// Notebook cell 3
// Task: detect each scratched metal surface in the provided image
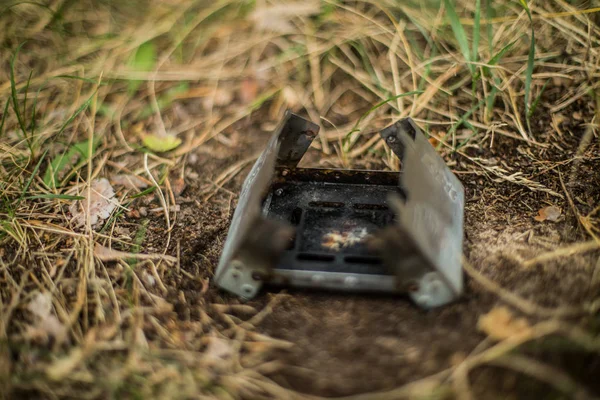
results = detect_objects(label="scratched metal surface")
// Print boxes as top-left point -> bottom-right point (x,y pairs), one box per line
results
381,119 -> 465,295
214,112 -> 320,287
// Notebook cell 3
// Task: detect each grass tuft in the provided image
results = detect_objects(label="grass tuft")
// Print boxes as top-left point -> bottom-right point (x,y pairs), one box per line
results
445,0 -> 475,75
519,0 -> 536,135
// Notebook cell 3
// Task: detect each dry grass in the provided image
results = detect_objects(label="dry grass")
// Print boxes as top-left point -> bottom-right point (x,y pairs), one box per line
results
0,0 -> 599,399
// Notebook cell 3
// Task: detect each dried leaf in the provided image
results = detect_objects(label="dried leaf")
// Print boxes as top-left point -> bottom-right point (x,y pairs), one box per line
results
171,177 -> 186,196
28,291 -> 52,319
534,205 -> 561,222
69,178 -> 119,228
141,133 -> 182,153
111,174 -> 149,190
477,306 -> 531,341
26,292 -> 66,342
249,1 -> 321,33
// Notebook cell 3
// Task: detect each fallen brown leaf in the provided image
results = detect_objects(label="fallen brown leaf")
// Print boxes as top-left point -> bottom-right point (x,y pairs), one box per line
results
534,205 -> 561,222
171,177 -> 186,196
69,178 -> 119,228
428,137 -> 440,147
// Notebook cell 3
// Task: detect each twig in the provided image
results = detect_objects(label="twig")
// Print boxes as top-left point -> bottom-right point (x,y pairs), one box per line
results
489,354 -> 593,400
94,243 -> 176,263
522,240 -> 600,268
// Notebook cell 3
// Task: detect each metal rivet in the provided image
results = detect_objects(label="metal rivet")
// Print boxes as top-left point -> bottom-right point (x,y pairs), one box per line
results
275,188 -> 284,196
251,272 -> 263,281
242,284 -> 254,295
407,282 -> 420,292
386,136 -> 397,144
282,169 -> 289,176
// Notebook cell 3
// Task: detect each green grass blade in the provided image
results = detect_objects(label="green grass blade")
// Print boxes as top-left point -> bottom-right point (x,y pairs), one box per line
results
528,79 -> 550,119
30,74 -> 100,141
0,99 -> 10,138
350,41 -> 381,90
9,42 -> 27,137
472,0 -> 481,64
43,138 -> 99,188
519,0 -> 535,132
485,80 -> 499,120
138,82 -> 189,119
488,38 -> 518,66
451,98 -> 486,149
55,75 -> 107,84
486,0 -> 494,54
346,90 -> 424,137
55,90 -> 96,138
525,38 -> 535,119
41,90 -> 97,188
128,41 -> 157,94
22,70 -> 33,130
444,0 -> 474,75
478,38 -> 518,79
129,186 -> 157,199
17,149 -> 48,205
26,194 -> 84,200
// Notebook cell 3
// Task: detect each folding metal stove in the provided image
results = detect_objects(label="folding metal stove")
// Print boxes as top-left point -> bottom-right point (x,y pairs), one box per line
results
215,111 -> 464,309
